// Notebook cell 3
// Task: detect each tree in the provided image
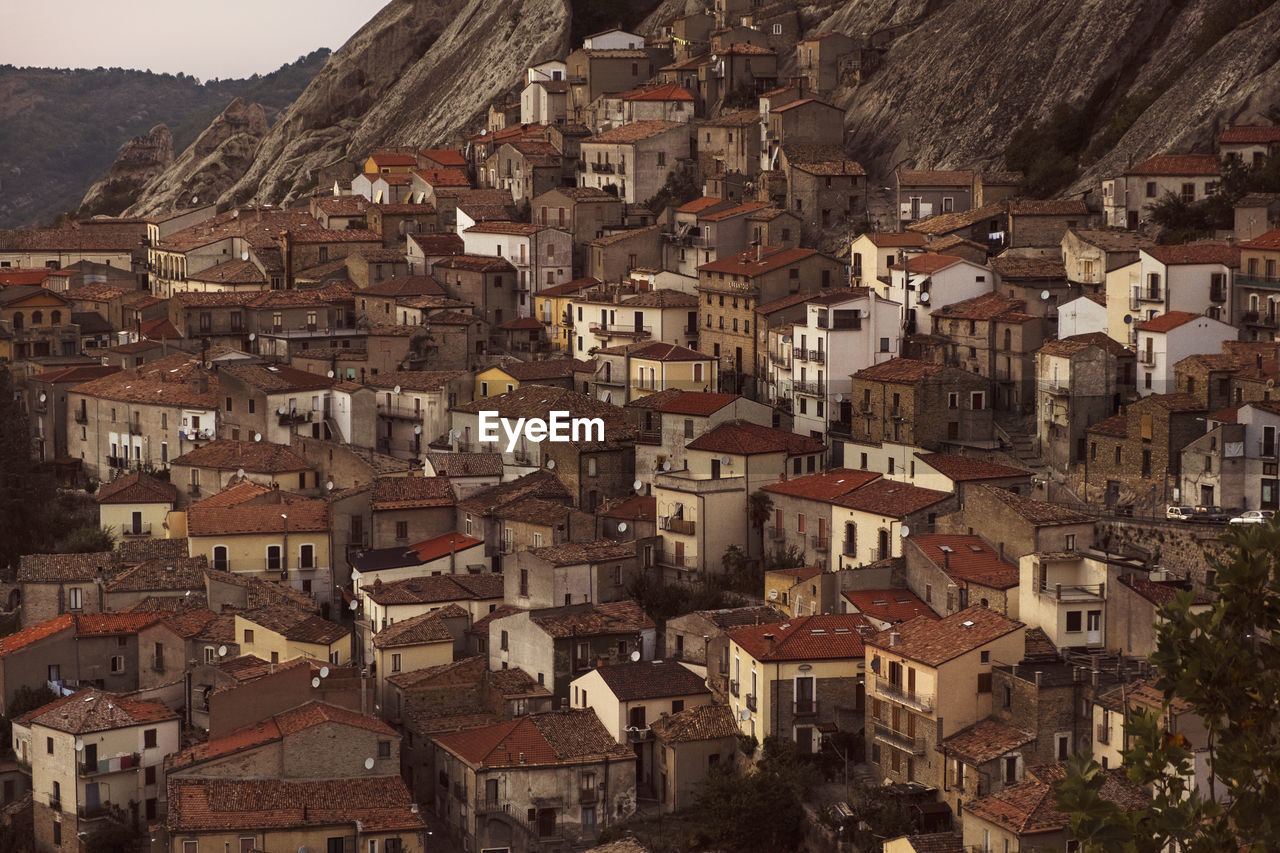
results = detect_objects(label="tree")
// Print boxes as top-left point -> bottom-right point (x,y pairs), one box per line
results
747,490 -> 773,536
1056,520 -> 1280,851
0,361 -> 56,570
695,737 -> 818,852
59,525 -> 116,554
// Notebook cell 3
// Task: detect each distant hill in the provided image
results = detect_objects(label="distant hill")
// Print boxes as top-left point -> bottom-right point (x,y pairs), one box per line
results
0,49 -> 331,228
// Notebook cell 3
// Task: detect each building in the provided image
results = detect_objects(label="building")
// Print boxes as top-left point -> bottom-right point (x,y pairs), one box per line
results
93,471 -> 177,540
649,703 -> 740,812
1236,227 -> 1280,340
1134,311 -> 1237,396
726,614 -> 867,751
1035,333 -> 1134,472
578,120 -> 689,204
591,341 -> 718,404
850,232 -> 926,287
895,169 -> 975,225
904,533 -> 1020,619
433,709 -> 636,852
849,358 -> 994,451
1018,551 -> 1109,648
884,253 -> 993,336
1060,228 -> 1153,294
1102,153 -> 1220,229
928,292 -> 1044,412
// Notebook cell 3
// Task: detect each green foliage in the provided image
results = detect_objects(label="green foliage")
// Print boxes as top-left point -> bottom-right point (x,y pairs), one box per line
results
695,737 -> 818,853
0,685 -> 57,759
0,361 -> 57,570
747,490 -> 773,533
1148,155 -> 1280,242
645,167 -> 701,219
59,525 -> 117,554
1056,519 -> 1280,850
84,823 -> 143,853
764,543 -> 808,572
1004,104 -> 1089,198
624,571 -> 735,623
842,779 -> 916,849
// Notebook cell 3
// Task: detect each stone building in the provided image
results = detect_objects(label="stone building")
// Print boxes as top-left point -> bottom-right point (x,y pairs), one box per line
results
849,358 -> 994,451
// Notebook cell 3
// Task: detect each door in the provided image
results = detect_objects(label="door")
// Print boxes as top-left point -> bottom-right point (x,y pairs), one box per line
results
634,311 -> 644,333
84,782 -> 100,812
84,743 -> 97,772
131,511 -> 142,535
878,529 -> 890,561
213,546 -> 228,572
1087,610 -> 1102,645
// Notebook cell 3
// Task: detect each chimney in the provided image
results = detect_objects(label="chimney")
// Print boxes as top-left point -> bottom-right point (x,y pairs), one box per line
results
1034,670 -> 1042,686
763,632 -> 775,651
888,631 -> 900,647
756,243 -> 764,262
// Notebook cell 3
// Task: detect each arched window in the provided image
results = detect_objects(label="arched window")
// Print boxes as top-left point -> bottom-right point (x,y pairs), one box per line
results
31,311 -> 43,325
212,546 -> 229,572
50,310 -> 61,324
12,312 -> 22,330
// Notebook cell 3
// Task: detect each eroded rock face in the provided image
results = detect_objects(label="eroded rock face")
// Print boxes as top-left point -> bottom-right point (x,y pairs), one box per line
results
129,0 -> 571,216
78,124 -> 173,216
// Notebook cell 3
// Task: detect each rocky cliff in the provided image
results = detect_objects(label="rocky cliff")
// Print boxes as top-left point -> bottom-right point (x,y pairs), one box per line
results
126,0 -> 572,217
78,125 -> 174,217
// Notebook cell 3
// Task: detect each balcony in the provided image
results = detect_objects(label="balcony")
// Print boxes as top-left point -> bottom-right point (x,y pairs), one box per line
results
1097,723 -> 1110,745
1138,349 -> 1155,365
475,799 -> 512,816
626,726 -> 653,743
187,484 -> 201,497
793,699 -> 818,716
278,410 -> 313,426
659,516 -> 696,535
729,679 -> 740,697
810,534 -> 829,553
809,349 -> 825,364
74,410 -> 88,424
589,321 -> 652,337
872,721 -> 927,755
794,380 -> 826,396
1037,582 -> 1105,602
106,456 -> 129,470
590,162 -> 616,174
127,422 -> 143,436
1209,287 -> 1228,303
874,677 -> 934,713
79,753 -> 139,777
121,523 -> 152,537
378,401 -> 425,420
656,548 -> 697,569
636,427 -> 662,444
796,349 -> 808,362
1238,272 -> 1280,289
769,351 -> 789,367
1244,311 -> 1278,329
745,694 -> 758,712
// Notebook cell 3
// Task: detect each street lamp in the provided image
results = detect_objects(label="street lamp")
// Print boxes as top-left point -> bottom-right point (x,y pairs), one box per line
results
280,513 -> 289,580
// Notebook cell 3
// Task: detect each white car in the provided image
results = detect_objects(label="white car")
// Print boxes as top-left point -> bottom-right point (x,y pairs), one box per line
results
1166,506 -> 1195,521
1229,510 -> 1274,525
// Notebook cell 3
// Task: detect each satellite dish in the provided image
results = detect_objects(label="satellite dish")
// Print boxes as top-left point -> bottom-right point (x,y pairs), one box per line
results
277,407 -> 286,416
769,589 -> 778,600
351,569 -> 361,581
629,650 -> 641,662
546,459 -> 556,470
327,370 -> 335,378
662,460 -> 672,471
834,394 -> 843,403
191,195 -> 199,204
739,709 -> 751,721
232,209 -> 240,218
899,524 -> 911,538
349,600 -> 359,611
919,292 -> 930,304
450,429 -> 460,438
311,677 -> 321,688
1123,315 -> 1133,325
859,308 -> 868,318
299,846 -> 310,853
218,645 -> 228,657
326,480 -> 335,491
393,385 -> 402,395
414,425 -> 422,435
720,455 -> 730,465
364,757 -> 375,770
253,433 -> 262,442
237,468 -> 245,479
75,739 -> 84,752
1040,290 -> 1051,301
617,522 -> 627,533
320,666 -> 330,678
248,333 -> 256,341
39,392 -> 47,403
241,251 -> 250,262
632,479 -> 643,491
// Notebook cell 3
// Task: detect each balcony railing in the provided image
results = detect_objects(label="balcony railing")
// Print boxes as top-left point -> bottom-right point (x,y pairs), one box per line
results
79,753 -> 139,777
475,799 -> 511,816
1138,350 -> 1155,365
872,721 -> 926,755
74,410 -> 88,424
121,523 -> 152,537
729,679 -> 739,697
626,726 -> 653,743
809,349 -> 824,363
1209,287 -> 1227,303
1038,582 -> 1105,602
589,322 -> 652,336
657,548 -> 697,569
793,699 -> 818,716
591,162 -> 616,174
127,422 -> 143,435
278,410 -> 313,426
745,694 -> 758,712
1238,272 -> 1280,289
810,534 -> 829,552
874,677 -> 934,713
659,516 -> 696,535
378,402 -> 424,420
769,351 -> 788,367
794,380 -> 826,396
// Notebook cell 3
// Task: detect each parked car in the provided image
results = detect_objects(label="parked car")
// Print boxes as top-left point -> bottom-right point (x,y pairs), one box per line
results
1192,506 -> 1229,523
1229,509 -> 1274,525
1167,506 -> 1195,521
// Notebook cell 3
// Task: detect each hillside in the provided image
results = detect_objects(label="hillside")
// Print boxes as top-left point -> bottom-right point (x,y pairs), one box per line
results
0,50 -> 330,228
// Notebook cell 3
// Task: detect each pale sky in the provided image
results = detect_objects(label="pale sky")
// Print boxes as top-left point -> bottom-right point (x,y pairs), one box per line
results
1,0 -> 390,80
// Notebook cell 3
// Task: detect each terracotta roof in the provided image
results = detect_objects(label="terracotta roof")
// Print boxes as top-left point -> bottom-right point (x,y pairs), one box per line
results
623,341 -> 710,361
370,476 -> 455,511
686,421 -> 824,456
1007,199 -> 1088,216
976,484 -> 1093,526
649,703 -> 739,744
531,540 -> 635,566
102,557 -> 208,593
1124,154 -> 1219,176
762,468 -> 880,501
702,109 -> 761,129
24,688 -> 177,733
1037,332 -> 1131,359
435,709 -> 633,768
240,608 -> 348,645
457,470 -> 573,516
366,369 -> 466,392
719,42 -> 775,56
598,494 -> 656,522
833,479 -> 950,518
527,600 -> 655,639
409,233 -> 466,255
697,245 -> 820,276
373,609 -> 457,648
897,169 -> 974,187
989,255 -> 1067,280
586,120 -> 683,145
867,605 -> 1023,667
500,357 -> 595,380
360,274 -> 444,298
1095,676 -> 1194,716
365,573 -> 503,607
917,453 -> 1027,482
907,202 -> 1006,237
188,483 -> 328,536
1117,573 -> 1211,606
407,531 -> 484,563
171,440 -> 311,473
888,252 -> 967,274
1134,310 -> 1202,332
453,387 -> 632,446
931,291 -> 1027,321
69,353 -> 218,407
29,364 -> 120,385
911,534 -> 1019,589
94,471 -> 178,505
840,589 -> 935,625
965,764 -> 1147,835
653,391 -> 738,416
220,362 -> 334,393
1239,226 -> 1280,251
433,254 -> 516,274
896,834 -> 965,853
1219,125 -> 1280,144
469,604 -> 526,637
167,776 -> 424,833
731,614 -> 867,662
862,232 -> 928,248
677,196 -> 730,215
540,277 -> 601,296
1087,413 -> 1128,436
0,613 -> 75,657
591,660 -> 709,701
621,82 -> 694,101
1068,228 -> 1154,252
754,290 -> 826,315
17,551 -> 117,583
941,718 -> 1035,764
1142,241 -> 1240,267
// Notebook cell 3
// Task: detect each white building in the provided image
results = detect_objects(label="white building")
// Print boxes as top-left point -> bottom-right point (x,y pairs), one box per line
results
458,216 -> 573,315
1056,293 -> 1108,338
1101,154 -> 1220,229
1134,311 -> 1237,396
884,253 -> 992,335
582,28 -> 644,50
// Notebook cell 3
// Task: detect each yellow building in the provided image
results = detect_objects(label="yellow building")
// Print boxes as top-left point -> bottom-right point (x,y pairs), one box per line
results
371,609 -> 457,710
536,277 -> 600,351
94,471 -> 177,540
364,150 -> 418,174
235,609 -> 351,665
726,613 -> 867,752
829,479 -> 952,570
181,480 -> 334,606
163,775 -> 427,853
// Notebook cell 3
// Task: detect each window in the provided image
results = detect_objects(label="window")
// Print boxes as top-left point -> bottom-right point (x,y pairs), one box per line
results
145,765 -> 157,786
68,587 -> 83,611
378,739 -> 392,758
391,653 -> 402,673
144,728 -> 158,748
1066,611 -> 1083,632
111,655 -> 124,673
1057,733 -> 1071,760
184,843 -> 198,853
244,629 -> 255,644
396,521 -> 408,540
980,650 -> 990,664
46,737 -> 54,755
501,630 -> 509,651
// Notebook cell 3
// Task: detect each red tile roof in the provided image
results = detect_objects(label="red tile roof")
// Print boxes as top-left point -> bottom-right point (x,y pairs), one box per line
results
917,453 -> 1028,482
911,534 -> 1019,589
364,573 -> 503,607
1219,125 -> 1280,144
655,391 -> 740,416
1239,226 -> 1280,251
1117,573 -> 1211,606
897,169 -> 974,187
940,718 -> 1035,764
370,476 -> 455,510
527,600 -> 654,638
1134,310 -> 1202,332
1143,241 -> 1240,267
372,609 -> 457,648
762,468 -> 880,501
697,245 -> 820,276
964,764 -> 1147,835
687,421 -> 825,456
171,440 -> 311,473
0,613 -> 75,657
621,82 -> 694,101
868,604 -> 1023,666
888,253 -> 965,274
931,291 -> 1027,322
862,232 -> 927,248
840,589 -> 935,625
24,687 -> 177,733
587,120 -> 683,144
833,479 -> 951,518
167,776 -> 425,833
419,148 -> 468,167
94,471 -> 178,505
976,484 -> 1094,525
407,531 -> 484,563
1124,154 -> 1220,176
74,612 -> 162,636
730,614 -> 867,662
187,483 -> 329,536
591,660 -> 710,701
434,709 -> 634,768
677,196 -> 730,215
649,703 -> 740,743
